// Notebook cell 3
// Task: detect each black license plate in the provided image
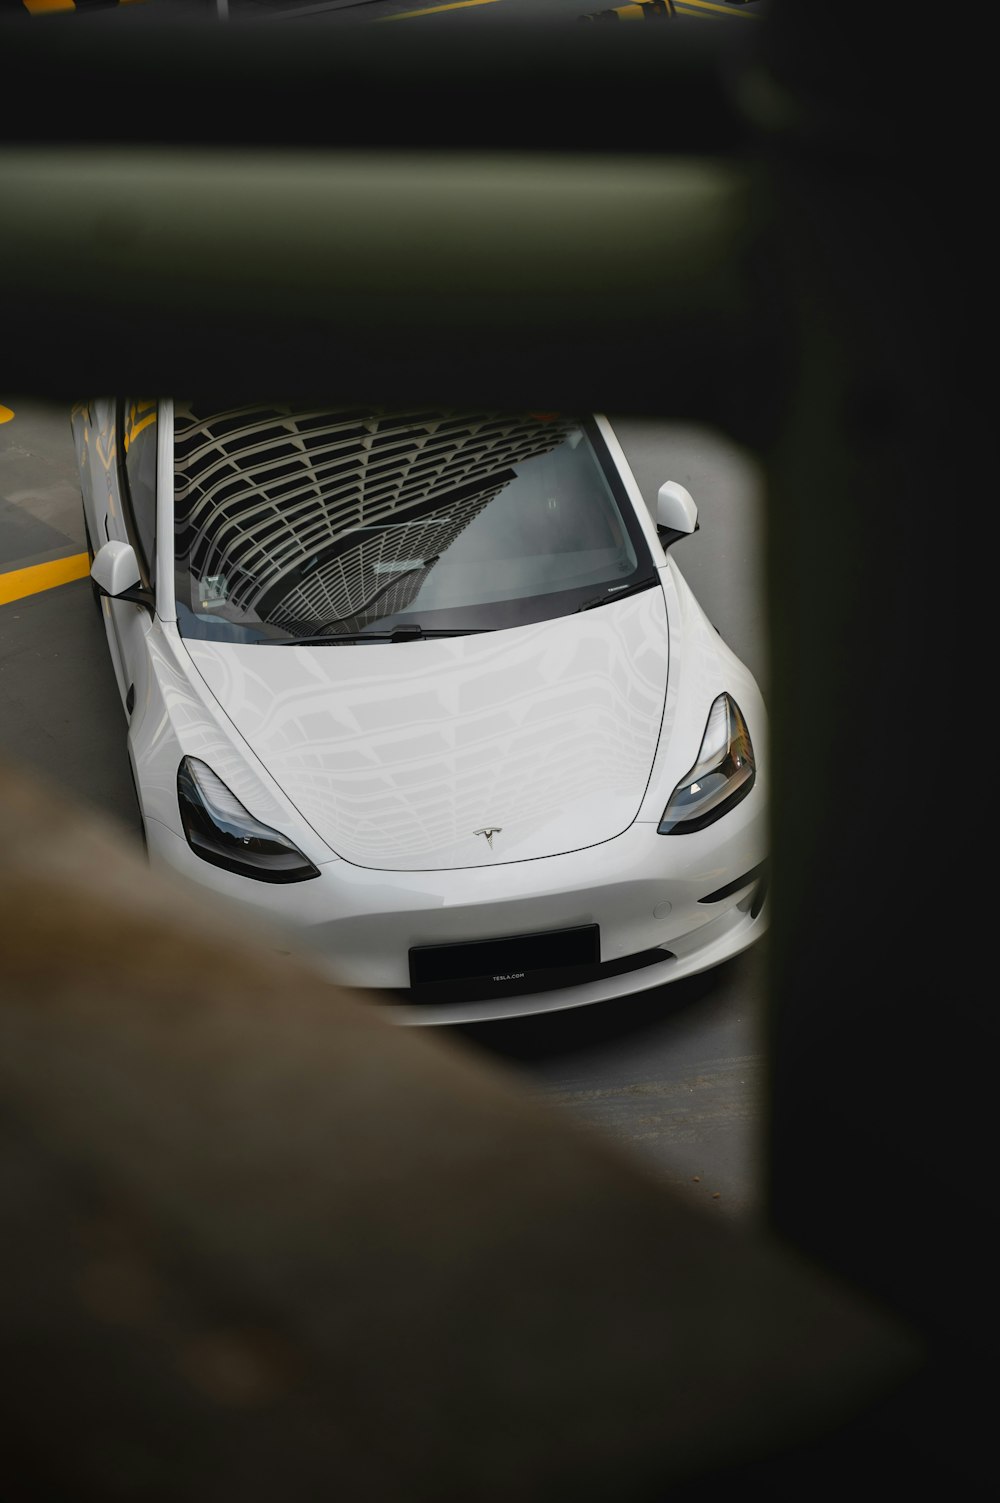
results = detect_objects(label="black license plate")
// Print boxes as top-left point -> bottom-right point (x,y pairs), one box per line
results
408,924 -> 600,1002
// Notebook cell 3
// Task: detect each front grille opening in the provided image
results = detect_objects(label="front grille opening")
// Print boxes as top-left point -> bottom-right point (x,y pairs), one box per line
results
699,860 -> 768,906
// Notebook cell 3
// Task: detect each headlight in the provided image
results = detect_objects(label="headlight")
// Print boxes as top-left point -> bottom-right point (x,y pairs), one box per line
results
177,756 -> 320,882
658,693 -> 756,835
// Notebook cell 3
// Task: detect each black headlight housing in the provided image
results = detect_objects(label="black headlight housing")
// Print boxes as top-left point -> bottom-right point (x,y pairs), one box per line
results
177,756 -> 320,882
658,693 -> 756,835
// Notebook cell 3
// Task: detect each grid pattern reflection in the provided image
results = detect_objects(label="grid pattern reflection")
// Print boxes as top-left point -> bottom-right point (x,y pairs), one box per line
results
173,405 -> 576,629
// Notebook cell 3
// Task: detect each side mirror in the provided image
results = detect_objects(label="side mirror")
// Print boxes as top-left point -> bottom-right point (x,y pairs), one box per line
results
91,539 -> 153,613
656,481 -> 698,539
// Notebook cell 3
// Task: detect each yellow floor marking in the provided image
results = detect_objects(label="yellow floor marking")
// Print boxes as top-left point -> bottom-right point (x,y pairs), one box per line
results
674,0 -> 760,15
0,405 -> 14,425
23,0 -> 144,10
0,553 -> 91,607
379,0 -> 501,19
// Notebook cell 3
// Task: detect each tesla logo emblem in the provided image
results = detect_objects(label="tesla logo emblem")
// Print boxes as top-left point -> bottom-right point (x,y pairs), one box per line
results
474,827 -> 502,848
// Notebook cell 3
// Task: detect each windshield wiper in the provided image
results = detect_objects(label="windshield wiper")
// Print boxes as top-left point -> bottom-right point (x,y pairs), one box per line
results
304,557 -> 440,639
264,624 -> 495,645
577,574 -> 659,612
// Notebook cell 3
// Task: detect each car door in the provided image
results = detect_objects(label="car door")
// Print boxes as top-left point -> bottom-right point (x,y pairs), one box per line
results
108,398 -> 158,719
72,397 -> 117,565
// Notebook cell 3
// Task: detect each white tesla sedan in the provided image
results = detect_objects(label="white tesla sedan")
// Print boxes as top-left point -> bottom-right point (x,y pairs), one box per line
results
73,399 -> 768,1023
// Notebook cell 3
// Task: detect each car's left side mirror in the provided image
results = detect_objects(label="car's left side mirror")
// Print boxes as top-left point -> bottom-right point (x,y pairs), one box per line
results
91,539 -> 154,614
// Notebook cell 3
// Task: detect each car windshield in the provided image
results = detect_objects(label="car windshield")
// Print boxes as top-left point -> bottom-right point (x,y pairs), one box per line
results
172,405 -> 654,643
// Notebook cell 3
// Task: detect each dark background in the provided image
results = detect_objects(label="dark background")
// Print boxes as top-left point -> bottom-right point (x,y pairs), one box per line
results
1,0 -> 990,1492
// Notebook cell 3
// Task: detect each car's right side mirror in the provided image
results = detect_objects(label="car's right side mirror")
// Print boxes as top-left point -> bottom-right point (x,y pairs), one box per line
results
656,482 -> 698,545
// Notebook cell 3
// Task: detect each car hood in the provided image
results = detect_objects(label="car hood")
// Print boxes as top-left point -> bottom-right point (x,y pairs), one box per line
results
182,588 -> 669,871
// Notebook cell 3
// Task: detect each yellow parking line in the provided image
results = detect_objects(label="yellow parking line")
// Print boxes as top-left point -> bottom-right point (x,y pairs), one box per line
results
0,553 -> 91,607
674,0 -> 760,16
379,0 -> 501,19
579,0 -> 675,15
22,0 -> 145,9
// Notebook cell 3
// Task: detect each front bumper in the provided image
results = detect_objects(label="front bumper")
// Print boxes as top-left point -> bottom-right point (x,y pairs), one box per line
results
144,800 -> 768,1023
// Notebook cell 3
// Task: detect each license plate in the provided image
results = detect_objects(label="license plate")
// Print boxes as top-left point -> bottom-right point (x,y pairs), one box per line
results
408,924 -> 600,1002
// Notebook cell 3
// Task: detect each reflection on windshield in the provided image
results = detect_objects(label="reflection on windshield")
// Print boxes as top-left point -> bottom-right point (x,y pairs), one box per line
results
173,406 -> 649,642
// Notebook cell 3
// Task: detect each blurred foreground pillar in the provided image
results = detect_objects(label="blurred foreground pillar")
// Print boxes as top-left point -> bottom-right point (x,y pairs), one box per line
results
756,2 -> 990,1486
0,757 -> 916,1500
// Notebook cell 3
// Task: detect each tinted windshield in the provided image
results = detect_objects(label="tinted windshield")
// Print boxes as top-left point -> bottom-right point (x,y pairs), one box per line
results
173,405 -> 653,643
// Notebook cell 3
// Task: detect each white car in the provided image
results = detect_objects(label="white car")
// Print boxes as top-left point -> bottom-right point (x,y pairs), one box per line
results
73,399 -> 768,1023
